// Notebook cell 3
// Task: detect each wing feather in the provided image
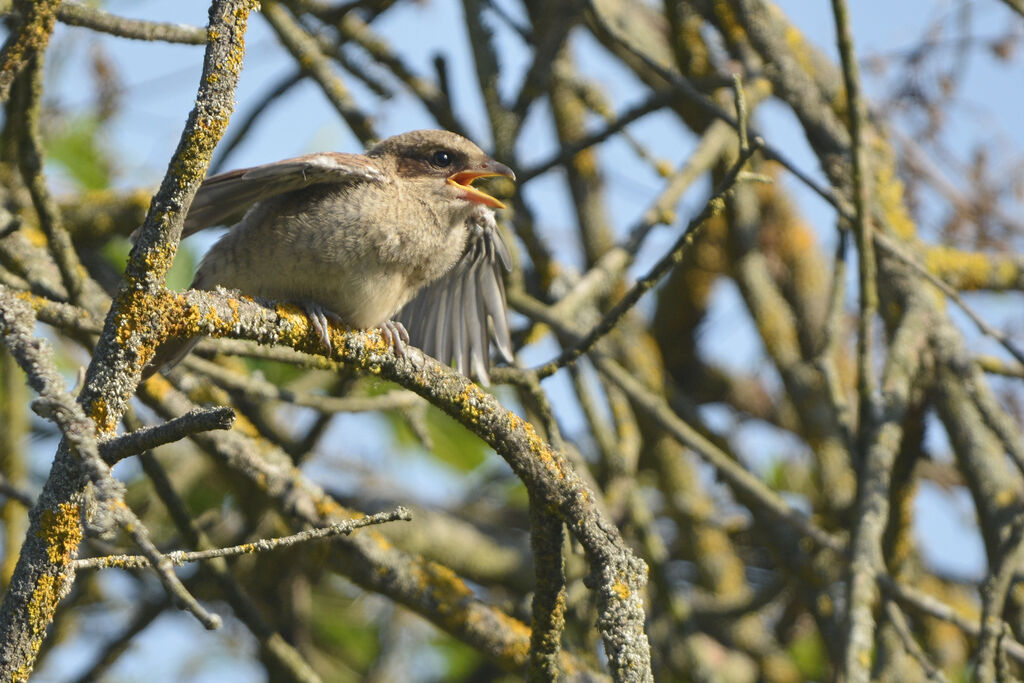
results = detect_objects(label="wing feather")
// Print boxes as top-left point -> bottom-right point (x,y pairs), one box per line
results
182,152 -> 387,237
397,209 -> 513,384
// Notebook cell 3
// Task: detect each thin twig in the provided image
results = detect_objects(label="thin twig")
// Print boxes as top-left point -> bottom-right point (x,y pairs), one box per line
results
210,69 -> 305,175
14,55 -> 87,304
841,304 -> 930,683
585,0 -> 853,218
56,2 -> 206,44
70,598 -> 171,683
262,0 -> 376,144
0,474 -> 33,507
330,10 -> 466,135
127,410 -> 324,683
881,576 -> 1024,664
99,406 -> 236,465
73,508 -> 412,570
534,140 -> 763,379
813,230 -> 855,440
873,232 -> 1024,366
883,600 -> 950,682
594,352 -> 843,552
518,88 -> 681,183
546,119 -> 735,322
832,2 -> 884,679
831,0 -> 880,435
0,287 -> 222,634
184,355 -> 422,414
975,518 -> 1024,681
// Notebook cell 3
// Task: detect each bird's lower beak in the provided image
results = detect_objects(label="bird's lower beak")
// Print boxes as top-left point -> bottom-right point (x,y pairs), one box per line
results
448,161 -> 515,209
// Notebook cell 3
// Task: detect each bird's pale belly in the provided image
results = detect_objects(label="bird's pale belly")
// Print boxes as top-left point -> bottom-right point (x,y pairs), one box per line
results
226,261 -> 414,330
304,270 -> 413,328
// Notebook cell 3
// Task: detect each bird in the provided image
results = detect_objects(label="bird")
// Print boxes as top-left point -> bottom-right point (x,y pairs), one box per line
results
144,129 -> 515,383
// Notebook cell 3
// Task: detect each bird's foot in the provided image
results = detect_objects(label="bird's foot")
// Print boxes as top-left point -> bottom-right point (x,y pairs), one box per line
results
379,320 -> 410,357
302,303 -> 343,354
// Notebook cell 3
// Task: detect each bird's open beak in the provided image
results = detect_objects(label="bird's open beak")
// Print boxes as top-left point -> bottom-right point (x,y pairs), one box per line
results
448,160 -> 515,209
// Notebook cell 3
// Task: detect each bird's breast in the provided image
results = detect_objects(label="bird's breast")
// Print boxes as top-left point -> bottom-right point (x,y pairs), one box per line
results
194,183 -> 471,329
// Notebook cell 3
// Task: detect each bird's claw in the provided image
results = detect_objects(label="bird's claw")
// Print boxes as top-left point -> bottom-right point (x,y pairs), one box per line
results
304,306 -> 409,359
303,303 -> 340,354
380,320 -> 410,357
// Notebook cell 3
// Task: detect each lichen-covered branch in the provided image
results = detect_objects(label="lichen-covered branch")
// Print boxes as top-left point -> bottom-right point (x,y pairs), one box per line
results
56,2 -> 206,44
0,0 -> 61,102
0,287 -> 219,677
0,1 -> 259,678
143,285 -> 652,679
138,371 -> 611,681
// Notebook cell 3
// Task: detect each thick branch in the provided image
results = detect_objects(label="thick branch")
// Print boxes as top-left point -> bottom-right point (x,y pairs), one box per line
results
0,2 -> 258,677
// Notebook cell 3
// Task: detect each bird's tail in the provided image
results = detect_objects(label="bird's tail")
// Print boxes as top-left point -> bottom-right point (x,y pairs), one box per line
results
142,336 -> 200,380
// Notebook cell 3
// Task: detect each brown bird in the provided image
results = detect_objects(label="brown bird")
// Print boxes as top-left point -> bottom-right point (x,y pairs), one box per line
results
146,129 -> 515,382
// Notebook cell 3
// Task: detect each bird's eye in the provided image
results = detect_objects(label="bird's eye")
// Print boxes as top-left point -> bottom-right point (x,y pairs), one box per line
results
431,150 -> 452,167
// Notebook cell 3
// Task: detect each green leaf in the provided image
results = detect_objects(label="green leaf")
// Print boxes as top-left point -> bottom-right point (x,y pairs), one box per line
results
431,635 -> 484,680
424,406 -> 490,471
44,115 -> 112,190
789,628 -> 827,679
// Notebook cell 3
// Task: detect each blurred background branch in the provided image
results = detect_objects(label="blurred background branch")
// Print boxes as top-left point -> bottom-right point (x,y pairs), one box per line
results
0,0 -> 1023,680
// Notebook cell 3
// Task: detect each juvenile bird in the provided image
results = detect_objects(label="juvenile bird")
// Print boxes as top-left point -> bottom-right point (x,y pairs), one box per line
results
145,129 -> 515,382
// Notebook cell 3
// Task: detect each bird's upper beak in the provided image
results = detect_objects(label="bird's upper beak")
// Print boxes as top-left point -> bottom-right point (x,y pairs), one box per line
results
447,159 -> 515,209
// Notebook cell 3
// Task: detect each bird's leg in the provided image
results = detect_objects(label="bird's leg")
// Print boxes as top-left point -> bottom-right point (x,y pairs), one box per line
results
302,305 -> 409,359
302,302 -> 339,354
379,320 -> 410,357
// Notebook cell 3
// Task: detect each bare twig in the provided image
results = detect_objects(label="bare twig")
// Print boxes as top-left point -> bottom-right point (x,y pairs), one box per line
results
74,507 -> 412,570
262,0 -> 376,144
0,473 -> 33,507
184,355 -> 422,414
127,411 -> 324,683
518,88 -> 681,183
831,0 -> 880,445
534,139 -> 763,379
975,519 -> 1024,681
842,304 -> 930,683
873,232 -> 1024,367
13,56 -> 87,304
882,576 -> 1024,664
883,600 -> 950,682
330,10 -> 466,134
0,287 -> 222,651
210,69 -> 305,174
70,598 -> 171,683
99,406 -> 236,465
56,2 -> 206,44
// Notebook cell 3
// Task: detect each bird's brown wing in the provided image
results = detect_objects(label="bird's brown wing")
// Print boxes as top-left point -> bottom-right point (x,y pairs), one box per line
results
182,152 -> 387,238
397,209 -> 513,384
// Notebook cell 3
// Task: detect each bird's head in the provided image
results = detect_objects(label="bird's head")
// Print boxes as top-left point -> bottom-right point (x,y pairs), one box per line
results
368,130 -> 515,210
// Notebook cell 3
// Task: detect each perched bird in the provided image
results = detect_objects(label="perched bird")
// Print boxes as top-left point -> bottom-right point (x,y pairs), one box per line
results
145,129 -> 515,382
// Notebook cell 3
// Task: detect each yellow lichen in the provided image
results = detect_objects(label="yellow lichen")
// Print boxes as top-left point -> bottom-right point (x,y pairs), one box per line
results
37,502 -> 82,566
25,573 -> 61,637
22,226 -> 48,247
85,396 -> 115,434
